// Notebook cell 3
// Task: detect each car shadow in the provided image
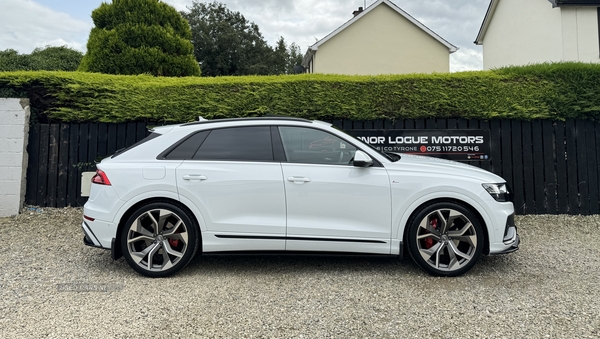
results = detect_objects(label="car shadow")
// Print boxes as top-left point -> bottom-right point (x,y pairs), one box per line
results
184,253 -> 422,276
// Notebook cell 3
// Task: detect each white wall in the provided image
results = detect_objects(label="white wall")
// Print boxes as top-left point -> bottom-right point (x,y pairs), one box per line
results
482,0 -> 600,69
0,99 -> 30,217
561,7 -> 600,62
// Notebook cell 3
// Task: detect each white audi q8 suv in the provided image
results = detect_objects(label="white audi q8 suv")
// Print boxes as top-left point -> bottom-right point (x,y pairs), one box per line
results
82,117 -> 519,277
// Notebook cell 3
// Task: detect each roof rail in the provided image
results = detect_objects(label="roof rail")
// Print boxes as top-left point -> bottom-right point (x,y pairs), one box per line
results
182,117 -> 313,126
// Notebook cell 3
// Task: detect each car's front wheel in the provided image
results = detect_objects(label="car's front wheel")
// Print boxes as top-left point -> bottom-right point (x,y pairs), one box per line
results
121,202 -> 199,278
407,202 -> 483,277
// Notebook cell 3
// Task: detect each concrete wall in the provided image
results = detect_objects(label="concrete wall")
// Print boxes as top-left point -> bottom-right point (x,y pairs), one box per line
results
0,99 -> 30,217
483,0 -> 600,69
313,3 -> 450,75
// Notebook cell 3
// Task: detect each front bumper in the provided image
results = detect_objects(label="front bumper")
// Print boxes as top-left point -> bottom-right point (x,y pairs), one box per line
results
490,213 -> 520,254
495,228 -> 520,254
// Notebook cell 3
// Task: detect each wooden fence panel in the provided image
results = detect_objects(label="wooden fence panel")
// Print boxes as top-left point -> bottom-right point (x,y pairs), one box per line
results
542,120 -> 557,214
25,124 -> 40,206
46,124 -> 59,208
25,123 -> 149,208
584,120 -> 598,215
565,120 -> 579,214
555,122 -> 569,214
57,124 -> 69,208
37,125 -> 49,207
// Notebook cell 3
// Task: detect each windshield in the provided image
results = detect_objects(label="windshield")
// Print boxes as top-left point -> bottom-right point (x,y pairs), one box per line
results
332,125 -> 399,162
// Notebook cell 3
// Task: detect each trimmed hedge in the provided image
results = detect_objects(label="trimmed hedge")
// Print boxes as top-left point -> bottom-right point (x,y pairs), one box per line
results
1,62 -> 599,123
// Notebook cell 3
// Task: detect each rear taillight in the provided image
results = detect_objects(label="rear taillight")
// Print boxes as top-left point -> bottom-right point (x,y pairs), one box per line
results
91,170 -> 112,186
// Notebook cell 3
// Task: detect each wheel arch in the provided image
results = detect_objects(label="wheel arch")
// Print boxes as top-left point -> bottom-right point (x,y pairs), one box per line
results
401,198 -> 490,256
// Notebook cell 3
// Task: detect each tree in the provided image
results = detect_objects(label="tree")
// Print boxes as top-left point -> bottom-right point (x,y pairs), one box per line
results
287,42 -> 304,74
0,46 -> 83,71
181,2 -> 303,77
181,1 -> 271,76
79,0 -> 200,76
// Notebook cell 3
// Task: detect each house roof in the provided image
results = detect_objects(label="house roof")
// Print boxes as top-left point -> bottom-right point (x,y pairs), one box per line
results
549,0 -> 600,6
302,0 -> 458,67
476,0 -> 600,45
474,0 -> 499,45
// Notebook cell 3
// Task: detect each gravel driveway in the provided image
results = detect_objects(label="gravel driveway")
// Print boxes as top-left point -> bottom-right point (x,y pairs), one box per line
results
0,208 -> 599,338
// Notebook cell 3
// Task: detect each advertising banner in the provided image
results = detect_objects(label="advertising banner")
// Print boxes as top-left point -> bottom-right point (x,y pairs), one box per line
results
348,129 -> 491,161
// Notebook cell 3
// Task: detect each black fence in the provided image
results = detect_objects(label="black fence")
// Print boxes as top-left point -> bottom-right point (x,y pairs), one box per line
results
25,122 -> 148,208
25,119 -> 600,215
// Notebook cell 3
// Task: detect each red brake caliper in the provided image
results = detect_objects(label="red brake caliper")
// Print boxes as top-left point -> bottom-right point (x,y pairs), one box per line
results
424,218 -> 438,249
169,238 -> 179,248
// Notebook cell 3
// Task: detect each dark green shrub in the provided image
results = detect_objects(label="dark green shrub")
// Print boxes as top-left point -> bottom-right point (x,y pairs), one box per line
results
79,0 -> 200,77
0,46 -> 83,71
0,62 -> 599,123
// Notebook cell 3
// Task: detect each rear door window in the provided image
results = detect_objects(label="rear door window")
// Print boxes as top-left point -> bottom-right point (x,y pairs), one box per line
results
193,126 -> 273,162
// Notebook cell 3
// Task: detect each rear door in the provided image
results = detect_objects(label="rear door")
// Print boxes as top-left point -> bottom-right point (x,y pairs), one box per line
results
174,126 -> 286,251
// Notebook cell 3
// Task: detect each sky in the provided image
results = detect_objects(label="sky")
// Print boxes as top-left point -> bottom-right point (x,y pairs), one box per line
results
0,0 -> 491,72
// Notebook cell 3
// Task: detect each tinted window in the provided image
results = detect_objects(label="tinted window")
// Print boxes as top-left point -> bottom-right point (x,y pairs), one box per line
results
164,131 -> 210,160
279,127 -> 356,165
193,126 -> 273,162
112,132 -> 161,158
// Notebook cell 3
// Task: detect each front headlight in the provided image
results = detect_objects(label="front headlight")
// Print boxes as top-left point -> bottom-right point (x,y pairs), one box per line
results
482,183 -> 510,202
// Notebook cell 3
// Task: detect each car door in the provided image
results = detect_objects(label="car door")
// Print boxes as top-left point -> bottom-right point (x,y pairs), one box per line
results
175,126 -> 286,251
278,126 -> 392,254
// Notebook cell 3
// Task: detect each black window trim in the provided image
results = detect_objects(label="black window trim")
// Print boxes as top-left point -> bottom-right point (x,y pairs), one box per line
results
157,124 -> 384,167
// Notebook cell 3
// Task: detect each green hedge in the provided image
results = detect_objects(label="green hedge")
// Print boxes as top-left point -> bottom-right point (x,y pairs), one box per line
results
1,62 -> 599,123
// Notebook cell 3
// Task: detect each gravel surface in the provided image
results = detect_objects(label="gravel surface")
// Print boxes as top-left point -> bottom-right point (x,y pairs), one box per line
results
0,208 -> 599,338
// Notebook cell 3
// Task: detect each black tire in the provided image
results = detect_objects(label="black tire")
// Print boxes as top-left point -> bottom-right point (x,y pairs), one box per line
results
121,202 -> 199,278
407,202 -> 483,277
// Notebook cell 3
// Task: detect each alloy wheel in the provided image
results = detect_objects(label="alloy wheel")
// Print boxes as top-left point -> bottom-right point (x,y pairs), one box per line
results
415,208 -> 478,272
126,209 -> 190,272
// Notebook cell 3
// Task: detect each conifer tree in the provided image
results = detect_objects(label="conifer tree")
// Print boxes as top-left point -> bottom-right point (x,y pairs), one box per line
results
79,0 -> 201,76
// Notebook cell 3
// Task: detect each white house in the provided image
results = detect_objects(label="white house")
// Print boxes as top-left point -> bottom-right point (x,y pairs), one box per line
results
302,0 -> 458,75
475,0 -> 600,69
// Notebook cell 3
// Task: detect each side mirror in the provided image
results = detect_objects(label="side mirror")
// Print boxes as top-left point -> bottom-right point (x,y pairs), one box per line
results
353,150 -> 373,168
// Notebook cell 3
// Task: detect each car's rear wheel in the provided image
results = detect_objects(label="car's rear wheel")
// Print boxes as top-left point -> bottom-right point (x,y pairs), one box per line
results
121,202 -> 199,278
407,202 -> 483,277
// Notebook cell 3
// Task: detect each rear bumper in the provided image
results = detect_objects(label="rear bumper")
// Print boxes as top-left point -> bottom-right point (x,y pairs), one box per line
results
81,221 -> 108,249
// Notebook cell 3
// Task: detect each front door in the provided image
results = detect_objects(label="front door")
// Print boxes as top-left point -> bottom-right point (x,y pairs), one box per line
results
278,126 -> 392,254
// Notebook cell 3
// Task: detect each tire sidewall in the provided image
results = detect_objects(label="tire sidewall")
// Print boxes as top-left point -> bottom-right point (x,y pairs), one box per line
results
407,202 -> 484,277
121,202 -> 199,278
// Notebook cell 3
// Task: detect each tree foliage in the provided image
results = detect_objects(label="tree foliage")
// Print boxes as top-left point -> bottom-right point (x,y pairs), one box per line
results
0,46 -> 83,71
181,1 -> 304,76
79,0 -> 200,76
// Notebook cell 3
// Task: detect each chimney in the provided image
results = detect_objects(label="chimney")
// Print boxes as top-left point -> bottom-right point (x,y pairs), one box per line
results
352,7 -> 364,17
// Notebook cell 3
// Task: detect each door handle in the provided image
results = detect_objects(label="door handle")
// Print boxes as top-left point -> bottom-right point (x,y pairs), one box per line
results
287,176 -> 311,184
183,174 -> 207,182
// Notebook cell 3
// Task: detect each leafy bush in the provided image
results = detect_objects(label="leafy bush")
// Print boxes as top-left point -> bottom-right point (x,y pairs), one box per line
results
79,0 -> 200,77
0,46 -> 83,71
0,62 -> 599,123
